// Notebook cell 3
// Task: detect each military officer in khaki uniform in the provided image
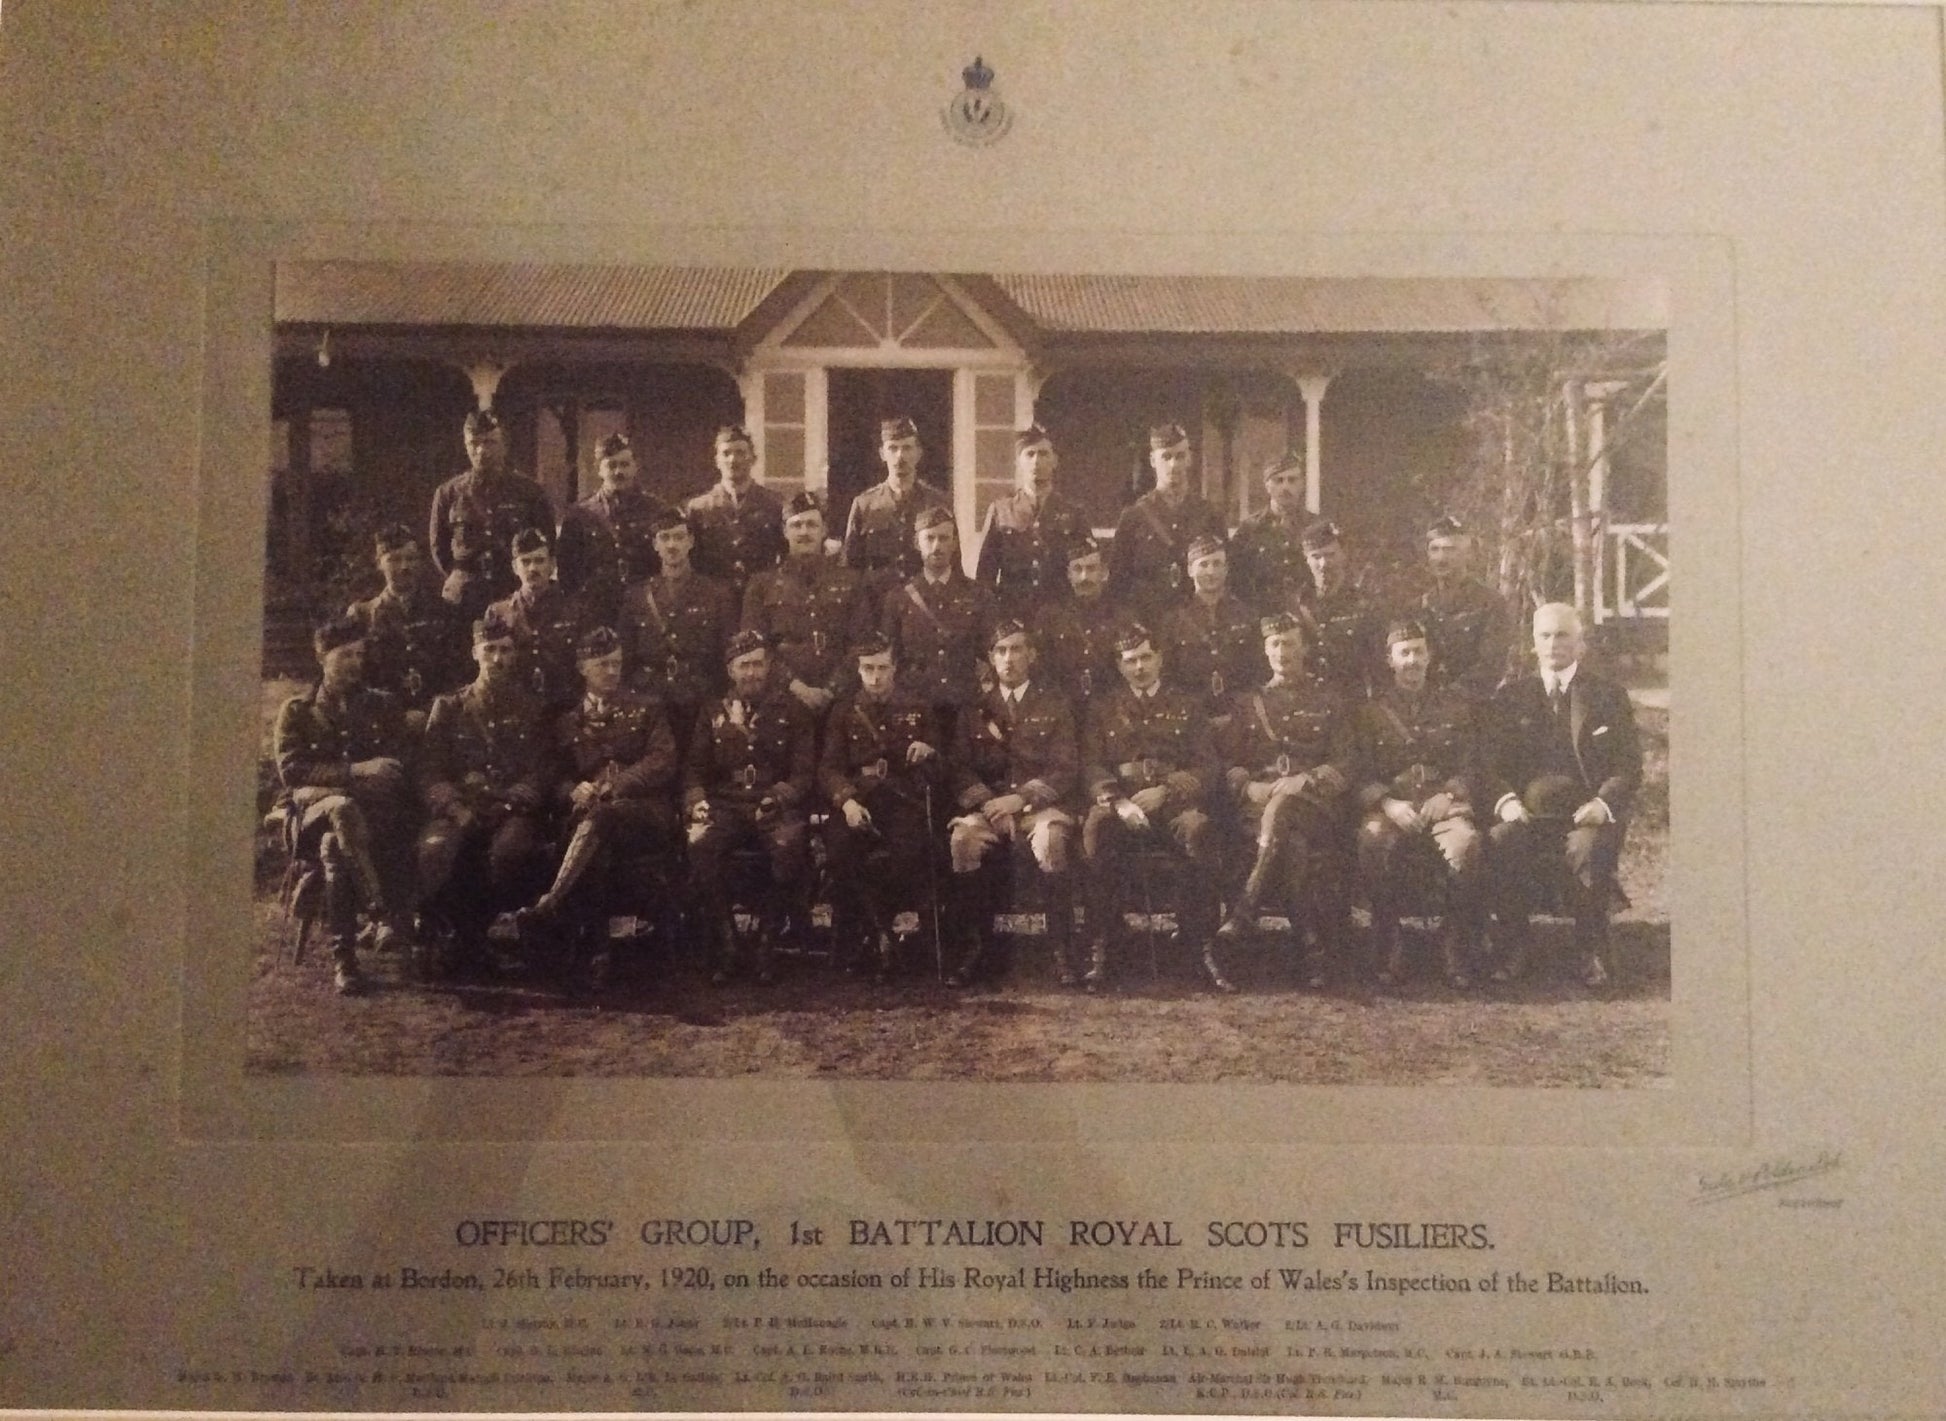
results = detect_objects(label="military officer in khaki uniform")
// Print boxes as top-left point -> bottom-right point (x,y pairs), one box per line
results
513,626 -> 681,985
1296,518 -> 1385,701
686,425 -> 785,601
975,424 -> 1091,618
416,607 -> 556,970
620,506 -> 735,751
684,631 -> 818,984
427,408 -> 555,621
946,620 -> 1081,987
346,523 -> 471,726
1108,422 -> 1228,623
554,433 -> 671,629
879,506 -> 995,742
1159,534 -> 1262,725
818,632 -> 946,978
1416,514 -> 1515,704
842,416 -> 952,613
741,492 -> 875,720
1033,534 -> 1124,710
273,614 -> 418,993
1215,612 -> 1358,991
1079,625 -> 1223,992
486,528 -> 590,711
1228,449 -> 1313,615
1355,617 -> 1487,989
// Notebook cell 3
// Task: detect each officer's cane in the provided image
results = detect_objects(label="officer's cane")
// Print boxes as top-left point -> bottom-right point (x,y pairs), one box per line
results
923,780 -> 946,982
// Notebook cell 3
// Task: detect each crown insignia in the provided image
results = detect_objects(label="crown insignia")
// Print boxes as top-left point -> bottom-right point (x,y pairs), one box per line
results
962,56 -> 994,91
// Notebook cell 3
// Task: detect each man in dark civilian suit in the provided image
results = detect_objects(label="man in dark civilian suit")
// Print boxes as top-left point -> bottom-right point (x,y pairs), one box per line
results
1484,602 -> 1642,989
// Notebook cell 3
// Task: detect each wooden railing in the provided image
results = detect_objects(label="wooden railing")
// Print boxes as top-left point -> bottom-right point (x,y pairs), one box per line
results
1595,521 -> 1669,622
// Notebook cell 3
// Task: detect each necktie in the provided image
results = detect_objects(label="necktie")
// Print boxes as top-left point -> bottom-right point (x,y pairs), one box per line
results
1548,682 -> 1567,717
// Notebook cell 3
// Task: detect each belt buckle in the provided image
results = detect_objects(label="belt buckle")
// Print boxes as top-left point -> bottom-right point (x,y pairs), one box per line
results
812,630 -> 827,657
870,758 -> 888,780
1275,753 -> 1292,777
1210,670 -> 1224,697
735,767 -> 757,789
666,656 -> 683,679
1142,757 -> 1161,784
1080,669 -> 1093,697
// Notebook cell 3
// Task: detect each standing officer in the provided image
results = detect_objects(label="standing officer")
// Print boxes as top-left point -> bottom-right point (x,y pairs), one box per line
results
1214,612 -> 1358,991
427,408 -> 555,621
975,424 -> 1091,618
1079,625 -> 1223,992
272,614 -> 417,993
346,523 -> 471,726
514,626 -> 681,984
1033,534 -> 1124,710
946,620 -> 1081,987
487,528 -> 589,712
818,632 -> 945,978
843,416 -> 952,613
1159,534 -> 1262,725
1484,603 -> 1641,990
879,507 -> 994,743
1295,518 -> 1384,701
554,433 -> 670,629
620,507 -> 735,751
1108,422 -> 1227,623
1416,514 -> 1515,703
1355,617 -> 1487,990
741,491 -> 875,721
416,607 -> 556,972
1228,449 -> 1312,615
686,424 -> 785,602
683,631 -> 818,985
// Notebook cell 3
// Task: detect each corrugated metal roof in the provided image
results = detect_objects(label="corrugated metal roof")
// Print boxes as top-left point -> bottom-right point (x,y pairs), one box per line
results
989,274 -> 1666,334
275,262 -> 792,330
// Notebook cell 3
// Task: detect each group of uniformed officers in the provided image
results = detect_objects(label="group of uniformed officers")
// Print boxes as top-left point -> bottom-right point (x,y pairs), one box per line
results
273,408 -> 1643,1000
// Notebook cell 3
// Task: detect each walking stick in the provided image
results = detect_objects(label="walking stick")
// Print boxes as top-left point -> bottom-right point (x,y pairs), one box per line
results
923,779 -> 947,982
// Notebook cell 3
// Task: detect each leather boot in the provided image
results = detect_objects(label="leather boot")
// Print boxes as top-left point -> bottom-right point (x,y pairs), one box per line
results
1438,914 -> 1475,990
1371,908 -> 1406,988
330,938 -> 365,996
1045,875 -> 1077,987
1082,937 -> 1110,993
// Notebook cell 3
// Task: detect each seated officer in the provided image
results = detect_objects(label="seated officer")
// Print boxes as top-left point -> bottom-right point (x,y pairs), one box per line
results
1417,514 -> 1515,703
1214,612 -> 1357,991
1485,603 -> 1641,990
272,614 -> 417,994
514,627 -> 681,983
554,432 -> 670,628
879,506 -> 994,744
1032,533 -> 1123,710
1228,449 -> 1312,615
819,632 -> 945,979
1160,534 -> 1262,727
684,630 -> 818,985
346,523 -> 470,726
1079,625 -> 1222,992
1356,618 -> 1486,990
488,527 -> 590,712
1296,518 -> 1384,701
416,607 -> 556,970
741,492 -> 874,721
621,506 -> 735,751
946,620 -> 1081,987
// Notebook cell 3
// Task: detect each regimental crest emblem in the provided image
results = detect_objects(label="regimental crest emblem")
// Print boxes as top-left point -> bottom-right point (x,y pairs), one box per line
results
942,56 -> 1014,147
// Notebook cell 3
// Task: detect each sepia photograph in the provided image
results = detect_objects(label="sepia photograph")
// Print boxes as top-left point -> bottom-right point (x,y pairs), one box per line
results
252,262 -> 1670,1085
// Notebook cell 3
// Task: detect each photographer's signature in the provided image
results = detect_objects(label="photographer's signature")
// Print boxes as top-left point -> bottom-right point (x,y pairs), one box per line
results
1694,1148 -> 1844,1204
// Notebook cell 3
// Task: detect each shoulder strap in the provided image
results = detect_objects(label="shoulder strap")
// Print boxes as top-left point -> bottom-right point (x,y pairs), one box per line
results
1252,691 -> 1277,746
903,580 -> 942,629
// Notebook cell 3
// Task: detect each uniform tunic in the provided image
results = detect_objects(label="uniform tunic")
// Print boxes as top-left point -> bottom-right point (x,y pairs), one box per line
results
685,480 -> 786,599
426,469 -> 555,616
1107,489 -> 1227,621
1416,573 -> 1516,703
740,554 -> 875,696
554,486 -> 671,627
620,571 -> 736,708
1032,593 -> 1126,708
1227,506 -> 1311,615
975,489 -> 1091,616
346,583 -> 471,713
842,478 -> 952,608
1297,576 -> 1386,701
1159,593 -> 1264,714
878,570 -> 995,712
487,583 -> 591,711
